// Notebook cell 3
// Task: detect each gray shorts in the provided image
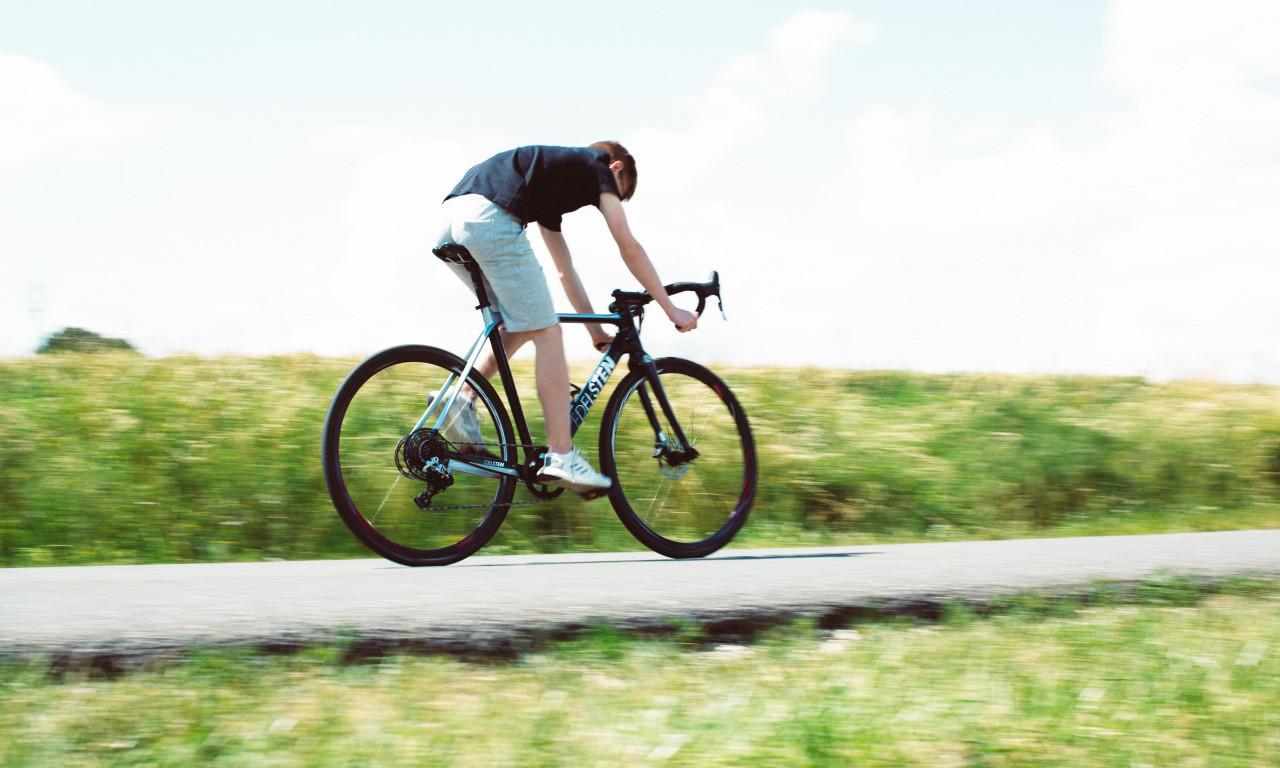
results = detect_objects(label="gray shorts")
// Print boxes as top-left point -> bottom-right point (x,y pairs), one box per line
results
432,194 -> 559,333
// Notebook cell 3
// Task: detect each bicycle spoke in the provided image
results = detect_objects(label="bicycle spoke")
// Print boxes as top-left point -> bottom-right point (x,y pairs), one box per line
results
638,467 -> 676,522
600,358 -> 755,558
372,473 -> 403,524
322,346 -> 517,566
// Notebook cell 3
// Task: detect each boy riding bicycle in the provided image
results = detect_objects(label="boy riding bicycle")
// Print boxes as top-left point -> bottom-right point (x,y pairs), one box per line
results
432,142 -> 698,496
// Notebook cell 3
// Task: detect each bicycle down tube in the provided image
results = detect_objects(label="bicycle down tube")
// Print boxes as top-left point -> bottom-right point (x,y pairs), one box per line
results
483,311 -> 629,451
440,310 -> 631,483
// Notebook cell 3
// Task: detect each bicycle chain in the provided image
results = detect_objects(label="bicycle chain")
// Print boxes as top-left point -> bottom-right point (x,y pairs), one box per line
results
422,497 -> 553,511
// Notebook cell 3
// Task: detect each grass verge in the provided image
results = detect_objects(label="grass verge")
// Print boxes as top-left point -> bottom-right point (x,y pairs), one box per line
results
3,578 -> 1279,766
3,355 -> 1280,565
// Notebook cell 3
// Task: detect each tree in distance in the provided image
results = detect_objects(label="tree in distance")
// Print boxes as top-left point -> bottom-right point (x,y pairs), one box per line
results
36,327 -> 138,355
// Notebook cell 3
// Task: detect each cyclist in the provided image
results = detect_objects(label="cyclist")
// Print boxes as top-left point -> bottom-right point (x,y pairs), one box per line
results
431,142 -> 698,496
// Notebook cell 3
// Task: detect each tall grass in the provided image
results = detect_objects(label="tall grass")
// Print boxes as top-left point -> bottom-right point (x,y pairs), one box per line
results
2,355 -> 1279,566
737,369 -> 1280,546
0,355 -> 354,565
4,586 -> 1280,766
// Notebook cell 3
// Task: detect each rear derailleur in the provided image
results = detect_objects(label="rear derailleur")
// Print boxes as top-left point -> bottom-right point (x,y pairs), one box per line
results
395,429 -> 454,509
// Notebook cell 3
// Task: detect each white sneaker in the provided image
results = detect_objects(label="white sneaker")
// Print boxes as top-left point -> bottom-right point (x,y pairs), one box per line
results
427,389 -> 484,449
537,448 -> 612,498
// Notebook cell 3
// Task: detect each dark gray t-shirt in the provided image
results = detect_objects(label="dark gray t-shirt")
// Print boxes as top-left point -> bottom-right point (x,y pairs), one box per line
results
445,145 -> 621,232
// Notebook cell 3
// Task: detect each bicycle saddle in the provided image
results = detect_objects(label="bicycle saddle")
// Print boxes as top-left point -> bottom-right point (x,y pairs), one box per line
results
432,243 -> 475,265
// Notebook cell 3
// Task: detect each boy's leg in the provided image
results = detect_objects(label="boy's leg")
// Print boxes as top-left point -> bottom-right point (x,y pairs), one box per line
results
473,327 -> 532,381
435,195 -> 608,493
527,324 -> 572,455
461,325 -> 566,450
470,327 -> 571,454
528,323 -> 611,495
473,322 -> 609,494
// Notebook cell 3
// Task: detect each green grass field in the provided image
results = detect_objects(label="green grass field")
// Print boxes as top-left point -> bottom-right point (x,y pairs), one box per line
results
5,356 -> 1280,766
3,580 -> 1278,766
2,353 -> 1279,566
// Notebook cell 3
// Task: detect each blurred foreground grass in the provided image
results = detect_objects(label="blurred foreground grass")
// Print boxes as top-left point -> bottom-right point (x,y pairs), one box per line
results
3,581 -> 1279,766
2,353 -> 1279,566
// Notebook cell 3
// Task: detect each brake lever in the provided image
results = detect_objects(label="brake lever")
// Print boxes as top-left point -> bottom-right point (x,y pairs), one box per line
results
711,271 -> 726,320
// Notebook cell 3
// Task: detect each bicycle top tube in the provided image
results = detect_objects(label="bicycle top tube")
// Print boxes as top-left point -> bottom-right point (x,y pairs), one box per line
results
557,312 -> 622,325
556,272 -> 725,326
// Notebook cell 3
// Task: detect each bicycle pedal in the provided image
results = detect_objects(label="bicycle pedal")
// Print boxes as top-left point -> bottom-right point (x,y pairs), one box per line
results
577,488 -> 608,501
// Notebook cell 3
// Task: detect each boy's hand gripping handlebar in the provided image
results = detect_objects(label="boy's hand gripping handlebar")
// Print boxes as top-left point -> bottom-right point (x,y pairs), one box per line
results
608,271 -> 726,320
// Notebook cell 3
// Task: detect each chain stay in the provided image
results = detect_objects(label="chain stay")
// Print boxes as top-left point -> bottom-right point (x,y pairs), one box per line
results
420,438 -> 558,511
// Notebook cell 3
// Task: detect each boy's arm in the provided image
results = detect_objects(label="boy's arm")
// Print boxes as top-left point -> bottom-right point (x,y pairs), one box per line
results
598,193 -> 698,332
539,226 -> 614,351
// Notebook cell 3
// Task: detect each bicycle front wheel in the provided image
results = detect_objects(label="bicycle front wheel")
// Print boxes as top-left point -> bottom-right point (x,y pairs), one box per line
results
322,345 -> 516,566
599,357 -> 757,558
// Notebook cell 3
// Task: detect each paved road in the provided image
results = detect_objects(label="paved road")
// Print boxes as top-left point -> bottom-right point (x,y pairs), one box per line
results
4,530 -> 1279,661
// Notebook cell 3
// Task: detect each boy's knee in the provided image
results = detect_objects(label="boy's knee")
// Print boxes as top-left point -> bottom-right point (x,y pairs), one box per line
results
529,324 -> 563,343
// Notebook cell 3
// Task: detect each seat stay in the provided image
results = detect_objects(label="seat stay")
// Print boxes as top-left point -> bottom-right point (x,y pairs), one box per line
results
412,311 -> 502,434
485,325 -> 540,462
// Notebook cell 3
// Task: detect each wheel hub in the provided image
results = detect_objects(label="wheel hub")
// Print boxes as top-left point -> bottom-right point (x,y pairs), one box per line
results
655,439 -> 696,479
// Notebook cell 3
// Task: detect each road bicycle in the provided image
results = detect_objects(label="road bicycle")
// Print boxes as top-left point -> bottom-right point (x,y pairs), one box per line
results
322,243 -> 757,566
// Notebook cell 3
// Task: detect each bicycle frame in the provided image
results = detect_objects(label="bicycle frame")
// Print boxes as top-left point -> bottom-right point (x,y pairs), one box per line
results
326,244 -> 750,566
416,245 -> 703,488
419,305 -> 693,485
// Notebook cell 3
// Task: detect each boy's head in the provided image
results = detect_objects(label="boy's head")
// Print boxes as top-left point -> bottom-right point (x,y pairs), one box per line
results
590,140 -> 637,201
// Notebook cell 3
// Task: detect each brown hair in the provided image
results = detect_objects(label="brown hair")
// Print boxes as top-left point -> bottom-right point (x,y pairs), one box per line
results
590,140 -> 637,200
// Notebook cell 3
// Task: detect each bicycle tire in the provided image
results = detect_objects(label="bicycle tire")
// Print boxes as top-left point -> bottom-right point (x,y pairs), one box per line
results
599,357 -> 757,558
322,345 -> 516,566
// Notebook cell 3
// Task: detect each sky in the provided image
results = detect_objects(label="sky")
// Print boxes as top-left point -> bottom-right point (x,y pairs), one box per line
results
2,1 -> 1279,382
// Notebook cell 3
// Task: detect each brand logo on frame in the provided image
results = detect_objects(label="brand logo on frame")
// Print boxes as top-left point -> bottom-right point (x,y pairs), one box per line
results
571,356 -> 617,427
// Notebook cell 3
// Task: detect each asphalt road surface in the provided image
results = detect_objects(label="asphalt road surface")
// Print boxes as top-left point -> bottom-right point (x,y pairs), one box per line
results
3,530 -> 1279,661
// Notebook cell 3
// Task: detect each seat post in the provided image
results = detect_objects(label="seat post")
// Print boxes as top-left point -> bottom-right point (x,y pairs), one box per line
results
464,262 -> 492,310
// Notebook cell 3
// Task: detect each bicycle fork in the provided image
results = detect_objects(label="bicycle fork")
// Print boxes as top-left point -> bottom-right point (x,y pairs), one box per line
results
635,358 -> 699,467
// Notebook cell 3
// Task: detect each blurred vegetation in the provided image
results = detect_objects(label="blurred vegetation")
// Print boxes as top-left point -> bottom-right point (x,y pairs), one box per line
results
1,355 -> 1279,566
4,583 -> 1280,765
36,327 -> 137,355
738,368 -> 1280,546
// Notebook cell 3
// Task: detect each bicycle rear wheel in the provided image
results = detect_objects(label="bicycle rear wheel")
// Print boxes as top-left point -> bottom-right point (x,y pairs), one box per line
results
599,357 -> 756,558
322,345 -> 516,566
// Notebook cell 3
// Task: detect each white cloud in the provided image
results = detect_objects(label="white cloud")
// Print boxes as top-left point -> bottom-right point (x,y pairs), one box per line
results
310,11 -> 875,360
304,128 -> 519,355
831,0 -> 1280,381
0,52 -> 154,167
718,10 -> 875,101
631,10 -> 874,194
1,52 -> 157,355
315,129 -> 481,265
571,11 -> 879,366
105,2 -> 1276,383
1104,0 -> 1280,97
